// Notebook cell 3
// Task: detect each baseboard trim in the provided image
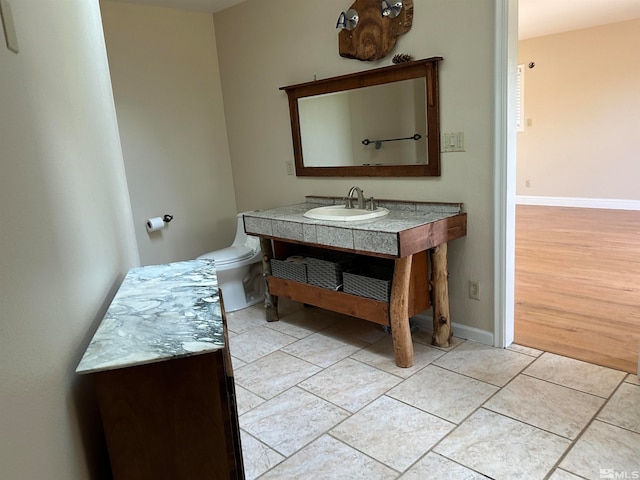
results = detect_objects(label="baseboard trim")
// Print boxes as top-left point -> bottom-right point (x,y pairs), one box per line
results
412,312 -> 494,346
516,195 -> 640,211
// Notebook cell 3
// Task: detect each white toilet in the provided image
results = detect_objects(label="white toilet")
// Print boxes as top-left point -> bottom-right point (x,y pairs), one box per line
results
198,213 -> 265,312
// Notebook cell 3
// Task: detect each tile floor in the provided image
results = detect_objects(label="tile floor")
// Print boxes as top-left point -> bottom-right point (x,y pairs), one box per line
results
226,301 -> 640,480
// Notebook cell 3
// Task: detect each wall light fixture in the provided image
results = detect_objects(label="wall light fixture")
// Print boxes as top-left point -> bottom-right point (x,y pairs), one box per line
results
381,0 -> 403,18
336,9 -> 359,30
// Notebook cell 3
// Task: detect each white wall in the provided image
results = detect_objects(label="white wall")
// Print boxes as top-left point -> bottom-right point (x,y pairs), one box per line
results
0,1 -> 139,478
517,19 -> 640,201
299,93 -> 353,166
214,0 -> 497,335
101,2 -> 238,266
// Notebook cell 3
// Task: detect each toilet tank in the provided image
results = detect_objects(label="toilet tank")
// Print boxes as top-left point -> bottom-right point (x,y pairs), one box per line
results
232,212 -> 260,252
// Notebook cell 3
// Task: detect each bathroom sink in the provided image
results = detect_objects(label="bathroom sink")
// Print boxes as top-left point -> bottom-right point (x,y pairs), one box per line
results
303,205 -> 389,222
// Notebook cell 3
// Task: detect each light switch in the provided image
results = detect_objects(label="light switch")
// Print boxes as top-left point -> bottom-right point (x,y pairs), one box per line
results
0,0 -> 19,54
441,132 -> 465,153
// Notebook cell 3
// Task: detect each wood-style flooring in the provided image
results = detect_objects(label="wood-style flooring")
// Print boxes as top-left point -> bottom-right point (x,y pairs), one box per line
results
515,205 -> 640,374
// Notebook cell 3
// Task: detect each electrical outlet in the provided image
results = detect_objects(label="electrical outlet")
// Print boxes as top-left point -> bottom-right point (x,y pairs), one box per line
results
469,280 -> 480,300
525,179 -> 532,188
286,161 -> 294,176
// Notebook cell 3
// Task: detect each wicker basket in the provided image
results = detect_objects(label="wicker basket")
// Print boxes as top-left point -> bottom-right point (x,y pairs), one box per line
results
271,258 -> 308,283
343,271 -> 392,302
306,257 -> 351,290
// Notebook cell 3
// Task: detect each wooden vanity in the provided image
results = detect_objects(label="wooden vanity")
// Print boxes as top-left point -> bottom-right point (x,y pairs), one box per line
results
243,197 -> 467,368
76,260 -> 244,479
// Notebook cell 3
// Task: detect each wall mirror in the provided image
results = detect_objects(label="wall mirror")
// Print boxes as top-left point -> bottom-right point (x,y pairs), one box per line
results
280,57 -> 442,177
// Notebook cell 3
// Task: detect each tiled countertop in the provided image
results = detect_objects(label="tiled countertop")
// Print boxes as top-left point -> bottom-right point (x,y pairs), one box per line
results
243,197 -> 464,256
76,259 -> 224,375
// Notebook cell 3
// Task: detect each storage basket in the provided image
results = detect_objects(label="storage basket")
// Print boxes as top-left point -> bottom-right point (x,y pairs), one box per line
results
343,271 -> 392,302
306,257 -> 351,290
270,258 -> 308,283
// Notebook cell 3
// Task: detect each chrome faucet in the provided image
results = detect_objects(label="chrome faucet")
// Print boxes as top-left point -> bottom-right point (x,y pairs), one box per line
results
345,186 -> 365,209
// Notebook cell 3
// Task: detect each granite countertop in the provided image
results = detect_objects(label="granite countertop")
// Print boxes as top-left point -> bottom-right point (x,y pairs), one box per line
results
243,196 -> 464,256
76,259 -> 225,375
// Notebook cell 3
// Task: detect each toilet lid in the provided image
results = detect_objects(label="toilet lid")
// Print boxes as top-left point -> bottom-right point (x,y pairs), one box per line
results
199,245 -> 255,266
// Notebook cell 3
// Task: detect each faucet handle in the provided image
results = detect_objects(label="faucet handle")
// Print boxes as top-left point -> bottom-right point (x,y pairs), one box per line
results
343,196 -> 354,209
368,197 -> 376,210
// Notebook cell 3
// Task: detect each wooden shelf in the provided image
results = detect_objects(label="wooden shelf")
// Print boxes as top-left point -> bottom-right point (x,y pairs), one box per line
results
268,248 -> 430,324
262,240 -> 440,367
269,275 -> 390,326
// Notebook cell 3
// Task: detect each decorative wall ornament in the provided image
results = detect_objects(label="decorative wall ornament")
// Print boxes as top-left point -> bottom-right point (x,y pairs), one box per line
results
336,9 -> 359,31
338,0 -> 413,61
392,53 -> 413,64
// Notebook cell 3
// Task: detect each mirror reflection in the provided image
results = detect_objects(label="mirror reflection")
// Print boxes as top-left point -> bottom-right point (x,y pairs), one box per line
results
281,57 -> 442,177
298,78 -> 428,168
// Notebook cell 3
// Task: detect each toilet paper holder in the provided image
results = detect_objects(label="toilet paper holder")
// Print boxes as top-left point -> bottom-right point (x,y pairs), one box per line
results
145,214 -> 174,232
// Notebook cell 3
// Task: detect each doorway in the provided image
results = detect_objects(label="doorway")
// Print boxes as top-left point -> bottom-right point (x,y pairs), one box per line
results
509,1 -> 640,374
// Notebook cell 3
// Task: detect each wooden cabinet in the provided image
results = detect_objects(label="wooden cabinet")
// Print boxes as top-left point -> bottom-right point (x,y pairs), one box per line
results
93,347 -> 243,479
76,261 -> 245,480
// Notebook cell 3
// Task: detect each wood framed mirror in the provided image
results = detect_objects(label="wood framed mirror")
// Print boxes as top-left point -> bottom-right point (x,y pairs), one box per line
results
280,57 -> 442,177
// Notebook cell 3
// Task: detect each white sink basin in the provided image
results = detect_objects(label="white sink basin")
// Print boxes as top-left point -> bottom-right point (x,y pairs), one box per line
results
303,205 -> 389,222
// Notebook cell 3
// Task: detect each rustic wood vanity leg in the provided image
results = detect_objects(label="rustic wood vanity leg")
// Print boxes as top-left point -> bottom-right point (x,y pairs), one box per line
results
390,255 -> 414,368
259,237 -> 279,322
431,243 -> 452,347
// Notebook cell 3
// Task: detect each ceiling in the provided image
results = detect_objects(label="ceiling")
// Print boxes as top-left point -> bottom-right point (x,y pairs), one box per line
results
518,0 -> 640,39
108,0 -> 640,39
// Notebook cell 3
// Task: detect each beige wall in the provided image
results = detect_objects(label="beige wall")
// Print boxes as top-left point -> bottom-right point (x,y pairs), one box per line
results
0,1 -> 139,478
215,0 -> 497,335
517,19 -> 640,200
0,1 -> 508,477
101,2 -> 238,266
